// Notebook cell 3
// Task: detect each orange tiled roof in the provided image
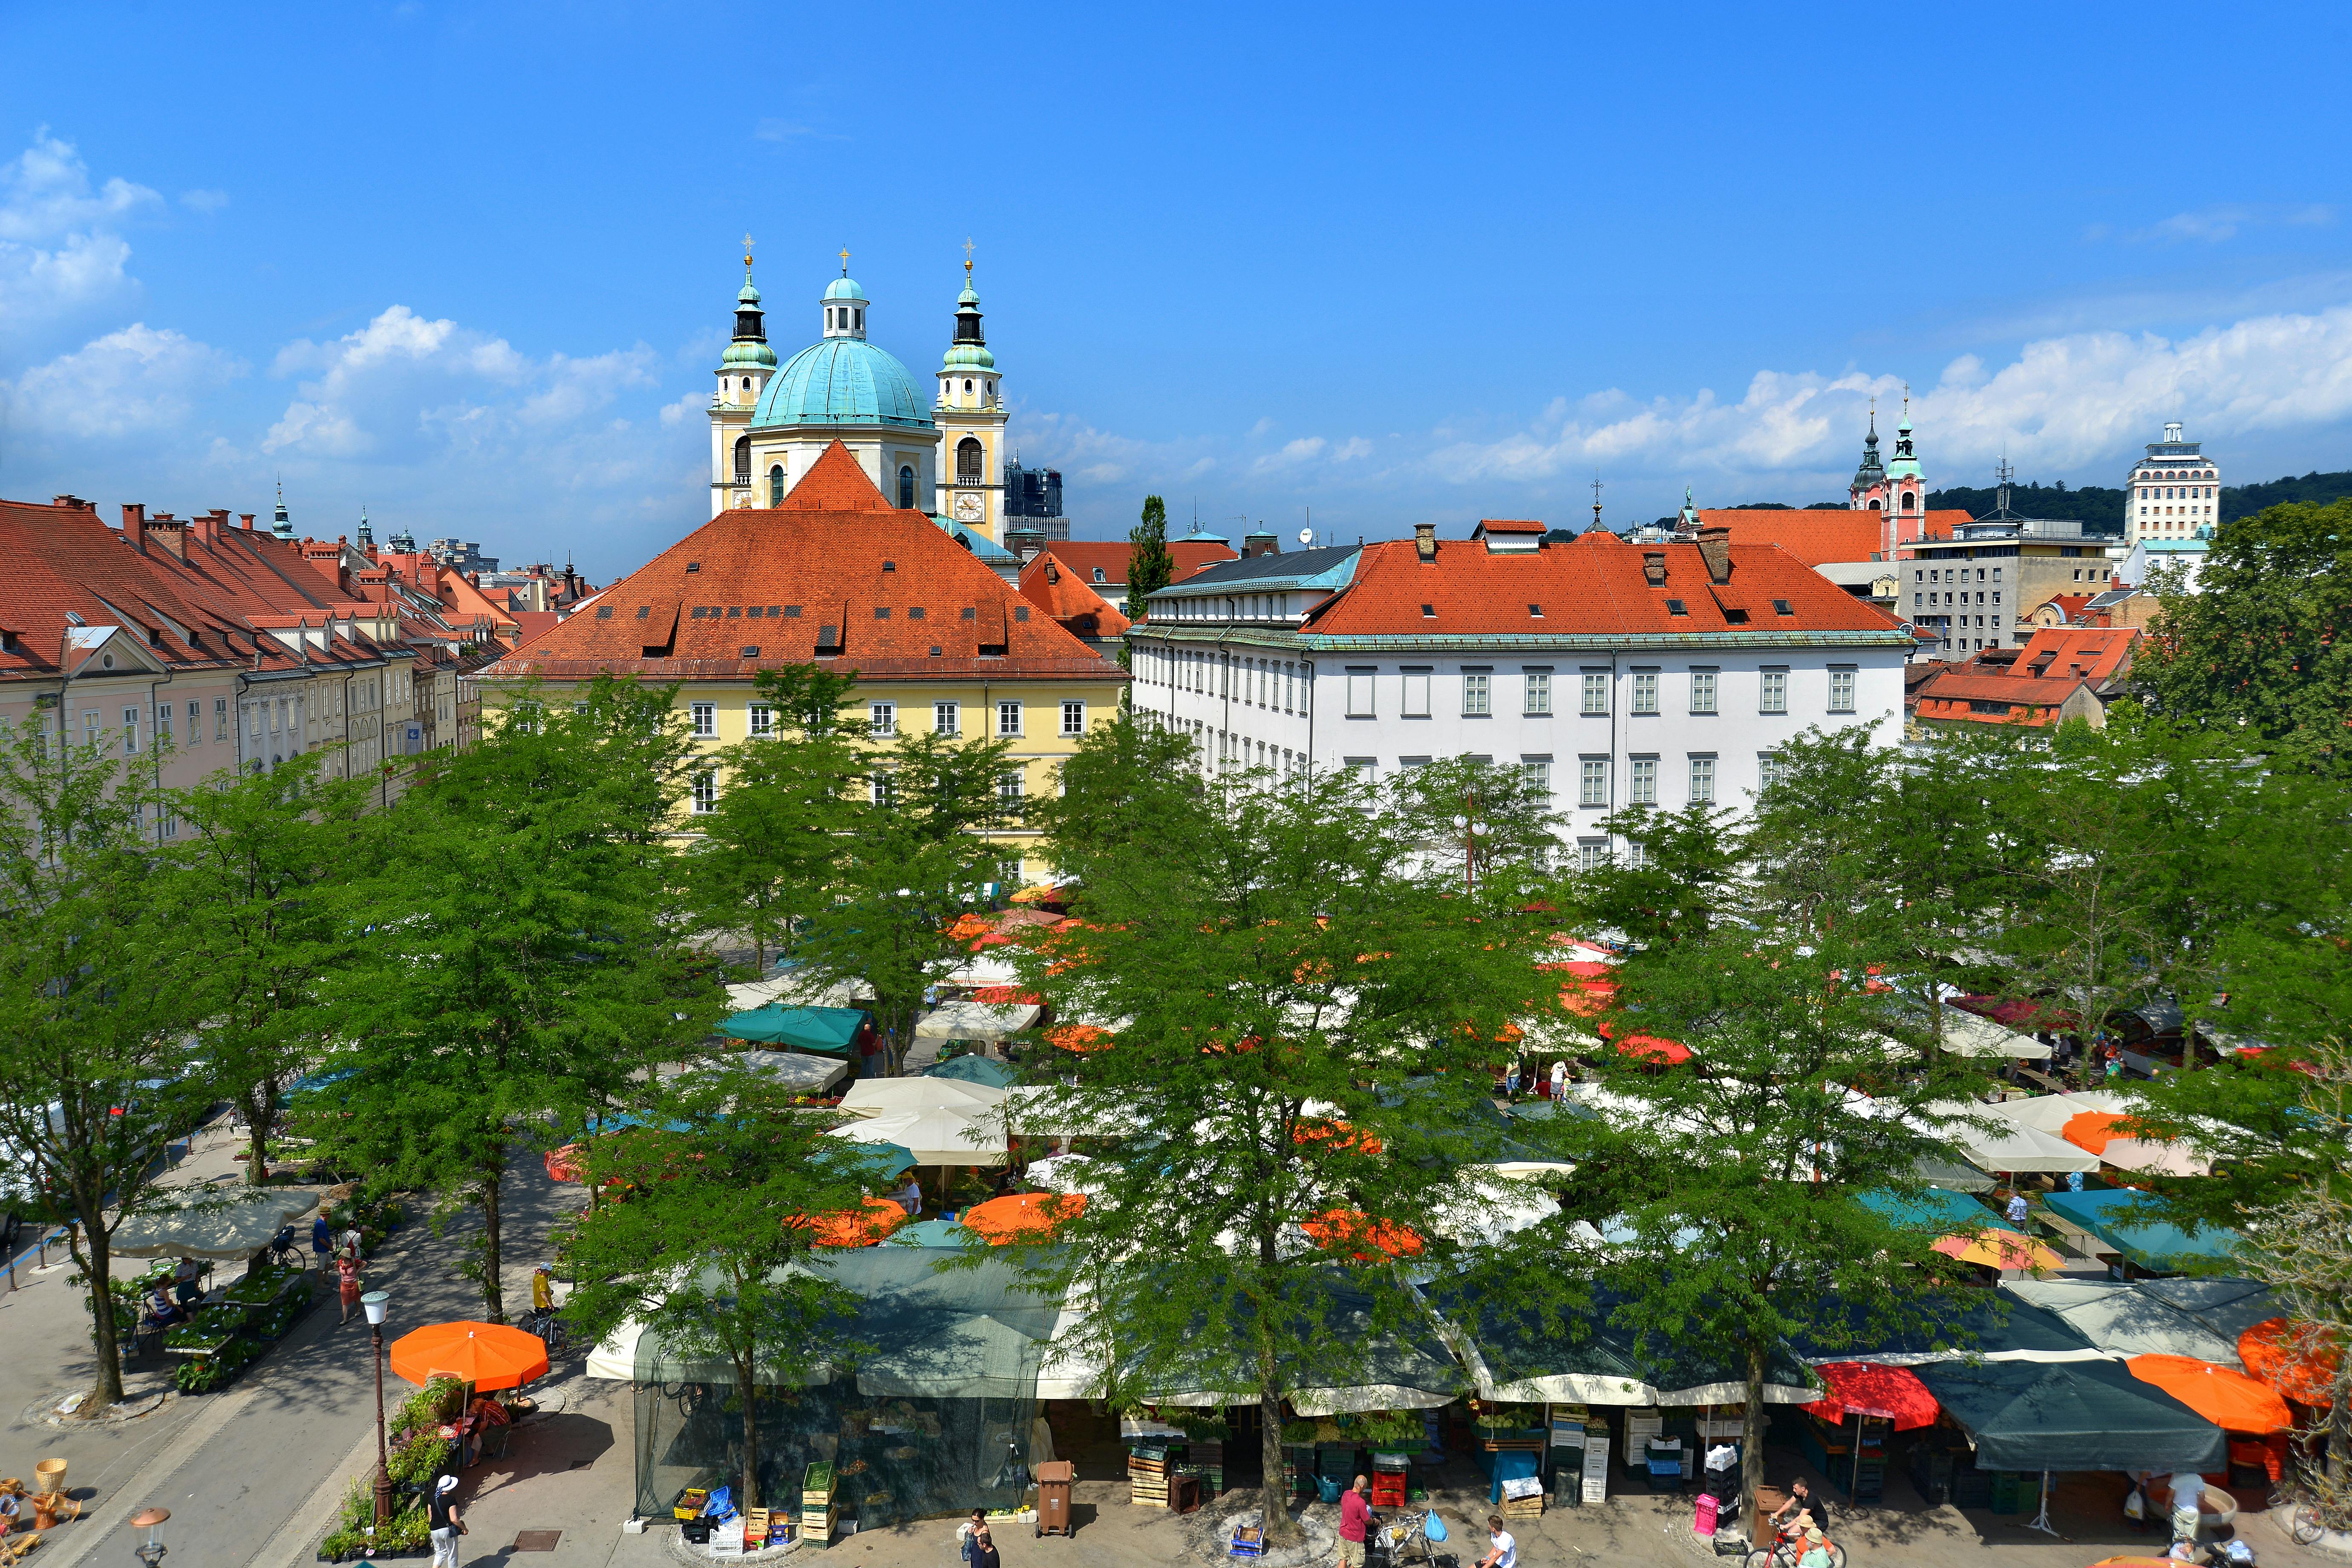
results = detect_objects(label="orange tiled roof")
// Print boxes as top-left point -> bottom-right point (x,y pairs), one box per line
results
1695,508 -> 1962,568
1300,530 -> 1905,640
486,442 -> 1124,683
1017,554 -> 1132,642
1038,540 -> 1237,589
2012,625 -> 2138,683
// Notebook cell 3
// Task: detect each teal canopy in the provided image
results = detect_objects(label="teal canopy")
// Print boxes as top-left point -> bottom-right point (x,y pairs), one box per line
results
2040,1189 -> 2240,1274
889,1219 -> 982,1248
815,1141 -> 918,1187
720,1004 -> 868,1055
1859,1187 -> 2018,1234
1792,1290 -> 2101,1365
925,1055 -> 1019,1090
1914,1358 -> 2225,1473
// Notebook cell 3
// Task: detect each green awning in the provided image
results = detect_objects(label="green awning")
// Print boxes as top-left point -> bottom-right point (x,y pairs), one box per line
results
1914,1358 -> 2225,1473
1859,1186 -> 2018,1234
719,1004 -> 868,1055
2039,1189 -> 2240,1274
924,1055 -> 1020,1090
1426,1274 -> 1654,1405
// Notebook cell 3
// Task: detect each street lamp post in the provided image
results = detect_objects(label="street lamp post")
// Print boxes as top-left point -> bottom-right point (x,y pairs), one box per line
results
363,1289 -> 392,1526
130,1505 -> 170,1568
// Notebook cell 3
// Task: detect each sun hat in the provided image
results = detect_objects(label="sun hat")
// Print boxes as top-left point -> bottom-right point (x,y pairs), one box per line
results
1805,1528 -> 1824,1543
437,1474 -> 459,1495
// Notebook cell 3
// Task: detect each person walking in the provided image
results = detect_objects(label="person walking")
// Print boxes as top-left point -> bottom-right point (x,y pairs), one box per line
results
311,1212 -> 334,1280
969,1524 -> 1001,1568
1549,1058 -> 1568,1101
336,1251 -> 363,1324
427,1475 -> 464,1567
955,1508 -> 985,1566
1338,1475 -> 1372,1568
2005,1189 -> 2030,1227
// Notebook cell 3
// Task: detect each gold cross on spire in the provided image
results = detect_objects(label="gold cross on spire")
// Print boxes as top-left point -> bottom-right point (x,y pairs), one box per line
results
839,247 -> 850,275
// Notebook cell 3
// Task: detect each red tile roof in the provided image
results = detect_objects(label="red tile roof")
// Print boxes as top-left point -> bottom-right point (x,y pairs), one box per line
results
2034,594 -> 2093,624
1017,554 -> 1132,642
1301,530 -> 1908,640
488,442 -> 1124,683
1474,518 -> 1547,535
1695,508 -> 1963,568
2013,625 -> 2138,684
1037,540 -> 1237,589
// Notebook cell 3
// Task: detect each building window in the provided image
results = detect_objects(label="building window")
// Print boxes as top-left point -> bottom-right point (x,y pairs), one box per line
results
957,438 -> 984,484
691,702 -> 716,737
998,768 -> 1025,801
1520,757 -> 1551,802
1689,755 -> 1717,803
1401,669 -> 1431,718
1577,839 -> 1608,871
156,704 -> 172,745
870,702 -> 897,737
1759,753 -> 1787,789
1629,756 -> 1658,805
123,706 -> 140,755
1523,670 -> 1552,716
733,435 -> 750,483
1624,841 -> 1648,869
692,772 -> 717,814
934,702 -> 960,736
1828,668 -> 1856,713
769,464 -> 785,506
1759,669 -> 1788,715
1462,672 -> 1491,716
1579,758 -> 1609,808
898,465 -> 915,509
1581,671 -> 1610,716
748,703 -> 773,736
870,767 -> 894,807
1346,668 -> 1376,718
216,697 -> 230,741
1631,670 -> 1659,715
998,700 -> 1022,736
1061,700 -> 1086,737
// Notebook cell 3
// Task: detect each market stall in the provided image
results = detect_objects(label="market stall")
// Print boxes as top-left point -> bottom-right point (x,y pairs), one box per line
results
2059,1113 -> 2211,1177
924,1055 -> 1020,1090
914,1000 -> 1040,1043
1801,1363 -> 1940,1502
2037,1189 -> 2240,1276
719,1004 -> 870,1055
2003,1280 -> 2246,1365
1795,1289 -> 2106,1365
824,1108 -> 1004,1167
837,1076 -> 1008,1118
115,1186 -> 327,1394
112,1186 -> 320,1258
722,1050 -> 848,1095
1987,1091 -> 2127,1136
1940,1012 -> 2053,1061
1923,1100 -> 2099,1177
2124,1355 -> 2290,1434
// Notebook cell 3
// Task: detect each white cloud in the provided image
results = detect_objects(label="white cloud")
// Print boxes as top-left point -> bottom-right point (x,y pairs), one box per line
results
4,323 -> 244,438
2121,203 -> 2336,245
0,131 -> 160,328
180,188 -> 229,215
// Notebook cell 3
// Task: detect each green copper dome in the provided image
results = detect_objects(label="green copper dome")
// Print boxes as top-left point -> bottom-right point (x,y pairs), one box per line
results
753,337 -> 933,431
723,337 -> 778,369
824,275 -> 870,303
943,342 -> 996,370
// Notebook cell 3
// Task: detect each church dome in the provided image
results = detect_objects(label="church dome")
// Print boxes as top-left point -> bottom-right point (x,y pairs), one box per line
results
824,275 -> 870,303
753,338 -> 934,431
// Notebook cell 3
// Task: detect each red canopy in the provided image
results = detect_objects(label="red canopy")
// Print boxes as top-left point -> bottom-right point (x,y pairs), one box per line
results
1802,1361 -> 1939,1431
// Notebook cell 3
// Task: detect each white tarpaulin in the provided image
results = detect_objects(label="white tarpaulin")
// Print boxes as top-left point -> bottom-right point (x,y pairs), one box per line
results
995,1085 -> 1143,1138
585,1319 -> 644,1381
826,1107 -> 1006,1166
837,1077 -> 1008,1118
112,1186 -> 321,1259
1943,1012 -> 2052,1061
1988,1091 -> 2127,1135
729,971 -> 860,1011
1926,1100 -> 2099,1175
915,1001 -> 1040,1040
1025,1153 -> 1103,1194
712,1049 -> 846,1094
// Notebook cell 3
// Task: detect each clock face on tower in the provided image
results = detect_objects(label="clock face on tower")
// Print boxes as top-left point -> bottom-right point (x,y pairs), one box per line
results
953,493 -> 984,522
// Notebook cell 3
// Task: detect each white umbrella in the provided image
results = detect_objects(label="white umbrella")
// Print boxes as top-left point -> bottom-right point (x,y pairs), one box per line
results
707,1049 -> 846,1094
914,1001 -> 1040,1040
1989,1092 -> 2127,1135
826,1107 -> 1006,1166
1941,1012 -> 2052,1061
837,1077 -> 1009,1118
585,1319 -> 645,1381
1430,1174 -> 1564,1248
1924,1100 -> 2099,1175
112,1186 -> 321,1259
995,1085 -> 1141,1138
1026,1153 -> 1102,1194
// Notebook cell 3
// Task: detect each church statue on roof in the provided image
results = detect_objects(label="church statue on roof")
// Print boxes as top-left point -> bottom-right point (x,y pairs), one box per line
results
705,238 -> 1015,547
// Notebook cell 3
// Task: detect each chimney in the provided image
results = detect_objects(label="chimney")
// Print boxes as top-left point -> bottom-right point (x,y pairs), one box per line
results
53,495 -> 88,510
1044,559 -> 1060,583
1643,551 -> 1667,587
122,503 -> 149,555
239,513 -> 256,530
1414,522 -> 1438,562
1696,526 -> 1733,585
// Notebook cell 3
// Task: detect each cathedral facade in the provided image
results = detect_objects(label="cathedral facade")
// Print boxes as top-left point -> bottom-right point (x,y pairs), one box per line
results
706,248 -> 1013,541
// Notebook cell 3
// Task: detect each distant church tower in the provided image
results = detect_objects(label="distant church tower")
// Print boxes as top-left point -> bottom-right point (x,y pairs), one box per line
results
708,239 -> 779,512
1885,393 -> 1925,522
1850,392 -> 1928,557
1849,402 -> 1889,513
934,251 -> 1008,539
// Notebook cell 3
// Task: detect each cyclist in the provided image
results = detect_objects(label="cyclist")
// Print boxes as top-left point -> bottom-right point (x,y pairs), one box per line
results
1796,1526 -> 1834,1568
531,1262 -> 556,1315
1772,1478 -> 1829,1538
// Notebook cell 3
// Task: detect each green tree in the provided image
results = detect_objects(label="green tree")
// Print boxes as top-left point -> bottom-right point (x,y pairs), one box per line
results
160,751 -> 372,1184
557,1066 -> 871,1510
683,666 -> 865,971
302,677 -> 721,1320
1018,712 -> 1199,884
1389,755 -> 1560,892
1009,765 -> 1561,1545
2139,499 -> 2352,771
1124,496 -> 1176,652
1551,795 -> 1996,1535
791,725 -> 1014,1074
0,713 -> 208,1407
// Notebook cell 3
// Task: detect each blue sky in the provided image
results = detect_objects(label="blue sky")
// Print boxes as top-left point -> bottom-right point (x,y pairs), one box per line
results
4,3 -> 2352,579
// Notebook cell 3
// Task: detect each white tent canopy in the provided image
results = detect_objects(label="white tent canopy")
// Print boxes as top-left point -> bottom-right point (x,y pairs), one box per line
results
837,1077 -> 1008,1118
1925,1100 -> 2099,1175
1942,1012 -> 2052,1061
730,969 -> 861,1012
1025,1154 -> 1102,1195
1988,1091 -> 2127,1136
994,1085 -> 1143,1139
706,1049 -> 846,1094
826,1107 -> 1006,1166
586,1319 -> 645,1381
112,1186 -> 321,1259
915,1001 -> 1040,1041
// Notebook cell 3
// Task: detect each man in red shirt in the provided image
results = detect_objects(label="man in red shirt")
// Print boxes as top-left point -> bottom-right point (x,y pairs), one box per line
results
1337,1473 -> 1372,1568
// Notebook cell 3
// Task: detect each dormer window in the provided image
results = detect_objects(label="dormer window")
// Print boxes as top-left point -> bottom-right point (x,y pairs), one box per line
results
1421,604 -> 1436,618
1772,599 -> 1793,616
1528,603 -> 1543,617
1092,568 -> 1105,583
1665,599 -> 1688,616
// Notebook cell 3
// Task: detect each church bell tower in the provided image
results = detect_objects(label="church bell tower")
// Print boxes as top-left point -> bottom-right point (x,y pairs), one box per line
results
709,237 -> 778,513
934,246 -> 1008,539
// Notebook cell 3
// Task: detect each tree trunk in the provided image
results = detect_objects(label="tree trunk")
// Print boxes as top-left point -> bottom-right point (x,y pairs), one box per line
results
1256,1323 -> 1296,1545
72,1200 -> 125,1408
478,1162 -> 506,1323
731,1345 -> 765,1510
244,1088 -> 273,1186
1741,1341 -> 1767,1547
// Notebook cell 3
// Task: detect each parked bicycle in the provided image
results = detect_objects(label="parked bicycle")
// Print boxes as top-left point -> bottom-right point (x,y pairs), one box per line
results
519,1305 -> 572,1358
1744,1525 -> 1847,1568
2273,1486 -> 2324,1547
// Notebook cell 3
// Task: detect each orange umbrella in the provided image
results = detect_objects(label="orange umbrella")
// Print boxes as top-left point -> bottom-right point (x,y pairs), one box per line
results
389,1321 -> 550,1391
545,1145 -> 587,1183
787,1197 -> 910,1249
1300,1209 -> 1424,1261
962,1192 -> 1086,1244
1931,1228 -> 2063,1272
2240,1318 -> 2341,1407
1046,1024 -> 1112,1053
2126,1354 -> 2292,1433
2087,1559 -> 2182,1567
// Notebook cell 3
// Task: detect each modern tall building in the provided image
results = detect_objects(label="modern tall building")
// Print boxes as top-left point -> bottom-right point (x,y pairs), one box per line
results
1003,459 -> 1066,541
2124,422 -> 2220,546
705,246 -> 1019,547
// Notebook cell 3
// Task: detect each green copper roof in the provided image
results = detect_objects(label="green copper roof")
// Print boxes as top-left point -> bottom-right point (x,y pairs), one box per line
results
738,280 -> 763,306
943,343 -> 996,370
723,338 -> 779,369
753,337 -> 934,431
824,275 -> 869,303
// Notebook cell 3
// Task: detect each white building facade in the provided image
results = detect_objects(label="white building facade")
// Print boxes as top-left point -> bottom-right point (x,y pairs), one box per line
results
2124,422 -> 2220,546
1127,523 -> 1916,864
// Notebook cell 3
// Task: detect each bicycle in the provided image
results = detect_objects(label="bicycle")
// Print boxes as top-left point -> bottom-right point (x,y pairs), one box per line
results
519,1305 -> 572,1358
1744,1525 -> 1846,1568
2271,1486 -> 2324,1547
